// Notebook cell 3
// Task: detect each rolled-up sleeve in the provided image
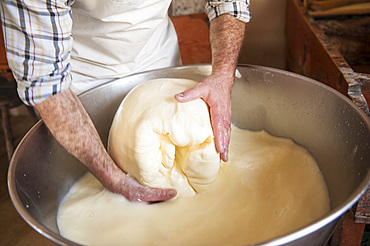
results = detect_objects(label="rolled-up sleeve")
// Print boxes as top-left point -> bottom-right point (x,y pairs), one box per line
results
0,0 -> 73,106
205,0 -> 251,23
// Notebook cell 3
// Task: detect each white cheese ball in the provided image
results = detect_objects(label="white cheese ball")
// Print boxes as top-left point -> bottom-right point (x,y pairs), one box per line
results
108,78 -> 220,197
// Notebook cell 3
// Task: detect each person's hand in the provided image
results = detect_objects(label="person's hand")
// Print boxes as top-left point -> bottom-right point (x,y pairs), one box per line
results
106,172 -> 177,202
175,73 -> 233,162
35,89 -> 177,203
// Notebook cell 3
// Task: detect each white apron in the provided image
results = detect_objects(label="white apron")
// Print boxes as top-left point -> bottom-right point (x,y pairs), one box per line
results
70,0 -> 181,94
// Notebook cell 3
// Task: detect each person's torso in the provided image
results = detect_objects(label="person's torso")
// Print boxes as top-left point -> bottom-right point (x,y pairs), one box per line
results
70,0 -> 181,94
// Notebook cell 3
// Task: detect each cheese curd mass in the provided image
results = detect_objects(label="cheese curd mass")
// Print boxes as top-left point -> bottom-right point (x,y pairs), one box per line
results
108,78 -> 220,197
57,78 -> 330,245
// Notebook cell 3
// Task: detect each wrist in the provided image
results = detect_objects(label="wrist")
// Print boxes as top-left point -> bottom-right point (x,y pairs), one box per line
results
211,66 -> 236,83
211,67 -> 236,79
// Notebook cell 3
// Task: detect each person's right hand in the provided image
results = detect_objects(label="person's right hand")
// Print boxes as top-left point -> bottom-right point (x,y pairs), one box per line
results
175,73 -> 233,162
35,89 -> 177,203
108,172 -> 177,202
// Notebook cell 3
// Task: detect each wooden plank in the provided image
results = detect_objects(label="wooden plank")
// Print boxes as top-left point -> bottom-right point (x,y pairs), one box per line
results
330,211 -> 366,245
0,104 -> 14,161
0,24 -> 9,69
308,2 -> 370,17
352,186 -> 370,224
308,0 -> 370,11
170,13 -> 211,65
286,0 -> 349,96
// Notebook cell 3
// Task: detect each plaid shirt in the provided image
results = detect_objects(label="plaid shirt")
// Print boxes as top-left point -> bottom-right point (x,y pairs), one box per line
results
206,0 -> 251,23
0,0 -> 250,106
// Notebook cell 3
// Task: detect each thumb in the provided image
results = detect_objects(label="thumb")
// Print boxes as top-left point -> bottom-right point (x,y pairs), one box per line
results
175,87 -> 203,103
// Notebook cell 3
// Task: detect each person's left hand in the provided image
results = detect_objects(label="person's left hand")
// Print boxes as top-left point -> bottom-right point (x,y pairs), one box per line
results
175,74 -> 233,162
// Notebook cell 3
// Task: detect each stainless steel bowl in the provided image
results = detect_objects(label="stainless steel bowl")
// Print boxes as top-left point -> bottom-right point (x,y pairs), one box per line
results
8,65 -> 370,245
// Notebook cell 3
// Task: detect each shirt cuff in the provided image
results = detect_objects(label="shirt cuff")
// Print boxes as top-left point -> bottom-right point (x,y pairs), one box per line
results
16,67 -> 72,106
205,0 -> 251,23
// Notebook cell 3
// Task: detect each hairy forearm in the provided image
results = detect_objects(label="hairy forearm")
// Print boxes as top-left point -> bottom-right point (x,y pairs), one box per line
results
210,14 -> 246,78
34,89 -> 122,189
175,14 -> 246,162
34,89 -> 177,201
208,14 -> 245,160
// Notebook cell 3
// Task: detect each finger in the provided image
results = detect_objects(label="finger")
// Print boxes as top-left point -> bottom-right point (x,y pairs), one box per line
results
128,187 -> 177,203
175,86 -> 205,103
123,175 -> 177,202
220,151 -> 228,162
220,126 -> 231,162
217,129 -> 230,162
210,111 -> 231,161
212,115 -> 226,154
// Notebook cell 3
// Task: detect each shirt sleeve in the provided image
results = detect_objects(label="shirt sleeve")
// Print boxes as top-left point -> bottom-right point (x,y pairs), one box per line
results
205,0 -> 251,23
0,0 -> 73,106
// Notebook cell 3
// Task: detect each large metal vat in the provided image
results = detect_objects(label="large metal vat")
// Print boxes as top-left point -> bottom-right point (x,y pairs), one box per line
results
8,65 -> 370,245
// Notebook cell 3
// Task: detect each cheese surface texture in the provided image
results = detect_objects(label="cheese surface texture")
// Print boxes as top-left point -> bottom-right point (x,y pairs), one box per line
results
108,78 -> 220,197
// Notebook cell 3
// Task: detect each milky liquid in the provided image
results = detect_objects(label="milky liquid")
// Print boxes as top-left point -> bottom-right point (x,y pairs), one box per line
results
57,127 -> 330,245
